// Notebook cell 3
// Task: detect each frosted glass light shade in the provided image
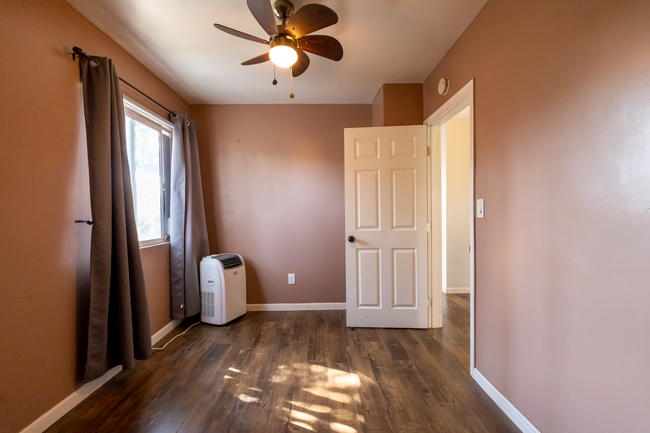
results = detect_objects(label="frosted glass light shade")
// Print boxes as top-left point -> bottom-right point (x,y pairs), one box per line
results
269,45 -> 298,68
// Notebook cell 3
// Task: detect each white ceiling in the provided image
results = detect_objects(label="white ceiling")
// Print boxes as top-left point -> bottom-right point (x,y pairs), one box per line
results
66,0 -> 487,104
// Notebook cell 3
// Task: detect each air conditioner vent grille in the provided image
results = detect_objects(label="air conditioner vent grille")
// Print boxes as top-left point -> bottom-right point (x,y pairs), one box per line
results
217,254 -> 243,269
201,291 -> 215,318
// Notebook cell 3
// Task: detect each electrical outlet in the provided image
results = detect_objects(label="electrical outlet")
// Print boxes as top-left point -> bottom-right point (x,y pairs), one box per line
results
288,273 -> 295,285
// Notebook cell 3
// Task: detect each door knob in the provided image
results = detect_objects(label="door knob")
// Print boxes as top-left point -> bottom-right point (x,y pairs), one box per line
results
348,236 -> 356,243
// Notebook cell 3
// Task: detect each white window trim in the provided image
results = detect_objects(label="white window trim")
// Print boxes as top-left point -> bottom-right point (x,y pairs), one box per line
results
123,97 -> 174,129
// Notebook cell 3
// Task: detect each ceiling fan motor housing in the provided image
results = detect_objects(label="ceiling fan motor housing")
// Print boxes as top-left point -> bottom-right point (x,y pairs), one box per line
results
273,0 -> 294,20
270,34 -> 297,50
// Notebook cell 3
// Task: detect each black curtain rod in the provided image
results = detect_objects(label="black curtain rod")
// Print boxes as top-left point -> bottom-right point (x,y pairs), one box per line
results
71,46 -> 177,119
118,78 -> 177,118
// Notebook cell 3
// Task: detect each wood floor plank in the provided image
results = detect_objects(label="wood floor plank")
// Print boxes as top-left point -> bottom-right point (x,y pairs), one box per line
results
47,296 -> 520,433
152,313 -> 266,433
345,334 -> 392,432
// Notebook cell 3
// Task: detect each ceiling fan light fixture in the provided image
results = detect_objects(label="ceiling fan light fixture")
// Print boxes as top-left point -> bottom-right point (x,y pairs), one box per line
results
269,36 -> 298,68
269,45 -> 297,67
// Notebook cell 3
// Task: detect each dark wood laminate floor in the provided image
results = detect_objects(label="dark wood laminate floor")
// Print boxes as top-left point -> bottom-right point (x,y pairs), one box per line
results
47,295 -> 519,432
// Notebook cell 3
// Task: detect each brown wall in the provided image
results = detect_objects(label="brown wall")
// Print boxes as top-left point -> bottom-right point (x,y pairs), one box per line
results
141,243 -> 172,334
371,83 -> 423,126
383,84 -> 423,126
192,104 -> 372,305
0,1 -> 189,432
423,0 -> 650,431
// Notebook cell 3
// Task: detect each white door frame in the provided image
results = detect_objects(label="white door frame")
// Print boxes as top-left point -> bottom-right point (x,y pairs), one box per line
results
425,79 -> 476,371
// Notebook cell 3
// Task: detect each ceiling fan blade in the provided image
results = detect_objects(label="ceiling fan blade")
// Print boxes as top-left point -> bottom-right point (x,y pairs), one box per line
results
292,48 -> 310,77
285,4 -> 338,39
241,52 -> 271,65
299,35 -> 343,61
247,0 -> 278,36
214,23 -> 269,44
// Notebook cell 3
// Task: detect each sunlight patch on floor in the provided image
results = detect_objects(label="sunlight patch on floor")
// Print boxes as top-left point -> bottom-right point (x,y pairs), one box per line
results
289,400 -> 331,413
285,408 -> 320,424
231,361 -> 365,432
331,422 -> 357,433
288,420 -> 316,431
301,387 -> 353,404
237,393 -> 260,403
271,365 -> 292,383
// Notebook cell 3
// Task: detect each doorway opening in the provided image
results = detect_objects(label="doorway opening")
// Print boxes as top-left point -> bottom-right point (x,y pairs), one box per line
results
425,79 -> 476,371
442,106 -> 471,297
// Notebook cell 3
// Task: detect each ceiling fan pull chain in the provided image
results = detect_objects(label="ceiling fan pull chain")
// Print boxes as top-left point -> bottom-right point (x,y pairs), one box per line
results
272,64 -> 277,85
290,67 -> 295,99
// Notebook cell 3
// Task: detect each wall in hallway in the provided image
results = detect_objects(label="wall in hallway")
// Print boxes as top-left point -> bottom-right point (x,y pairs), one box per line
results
445,118 -> 471,289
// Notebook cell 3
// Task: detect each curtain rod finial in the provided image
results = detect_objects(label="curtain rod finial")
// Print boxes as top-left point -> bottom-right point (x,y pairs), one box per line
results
71,46 -> 98,67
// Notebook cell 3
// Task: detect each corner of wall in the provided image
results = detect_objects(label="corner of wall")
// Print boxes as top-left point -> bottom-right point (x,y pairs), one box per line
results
371,85 -> 384,127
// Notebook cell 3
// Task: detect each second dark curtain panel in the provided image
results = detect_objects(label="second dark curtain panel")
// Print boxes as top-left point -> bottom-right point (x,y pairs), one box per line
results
169,114 -> 209,319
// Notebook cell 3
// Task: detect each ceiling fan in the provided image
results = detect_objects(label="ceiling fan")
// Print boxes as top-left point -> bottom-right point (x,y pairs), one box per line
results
214,0 -> 343,78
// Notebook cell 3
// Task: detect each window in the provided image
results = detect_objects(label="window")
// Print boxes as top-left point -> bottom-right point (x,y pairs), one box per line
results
124,99 -> 172,243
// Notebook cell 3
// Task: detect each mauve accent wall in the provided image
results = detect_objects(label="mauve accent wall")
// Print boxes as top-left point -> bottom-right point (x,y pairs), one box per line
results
423,0 -> 650,431
192,105 -> 372,305
0,1 -> 189,431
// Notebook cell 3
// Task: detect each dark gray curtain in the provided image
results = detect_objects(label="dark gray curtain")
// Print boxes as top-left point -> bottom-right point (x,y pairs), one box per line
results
169,113 -> 209,320
79,56 -> 152,382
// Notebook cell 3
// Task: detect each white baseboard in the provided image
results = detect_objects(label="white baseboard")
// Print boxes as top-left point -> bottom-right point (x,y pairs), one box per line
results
151,319 -> 183,345
247,302 -> 346,311
471,368 -> 540,433
21,318 -> 182,433
20,365 -> 122,433
444,286 -> 470,294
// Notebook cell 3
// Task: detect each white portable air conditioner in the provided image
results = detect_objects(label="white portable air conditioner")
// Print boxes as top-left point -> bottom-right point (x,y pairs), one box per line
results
200,253 -> 246,325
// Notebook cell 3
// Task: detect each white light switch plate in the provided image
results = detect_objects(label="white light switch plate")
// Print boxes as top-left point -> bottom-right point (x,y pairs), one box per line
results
477,199 -> 484,218
288,273 -> 295,284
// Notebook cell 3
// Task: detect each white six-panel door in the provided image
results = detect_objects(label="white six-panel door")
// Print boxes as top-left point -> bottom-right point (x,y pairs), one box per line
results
344,125 -> 428,328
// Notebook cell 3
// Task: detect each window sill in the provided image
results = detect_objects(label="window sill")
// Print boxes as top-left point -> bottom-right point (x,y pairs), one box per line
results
139,238 -> 169,249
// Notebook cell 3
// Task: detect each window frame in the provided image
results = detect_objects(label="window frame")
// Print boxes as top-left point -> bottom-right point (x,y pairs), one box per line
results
123,97 -> 173,246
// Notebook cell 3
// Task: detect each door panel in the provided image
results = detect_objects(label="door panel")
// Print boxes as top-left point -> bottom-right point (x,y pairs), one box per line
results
357,249 -> 381,307
392,169 -> 416,229
356,170 -> 380,230
355,138 -> 380,159
393,248 -> 416,307
345,125 -> 428,328
391,137 -> 416,158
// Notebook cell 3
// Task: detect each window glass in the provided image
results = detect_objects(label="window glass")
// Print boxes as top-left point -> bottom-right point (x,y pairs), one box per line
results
125,116 -> 163,241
